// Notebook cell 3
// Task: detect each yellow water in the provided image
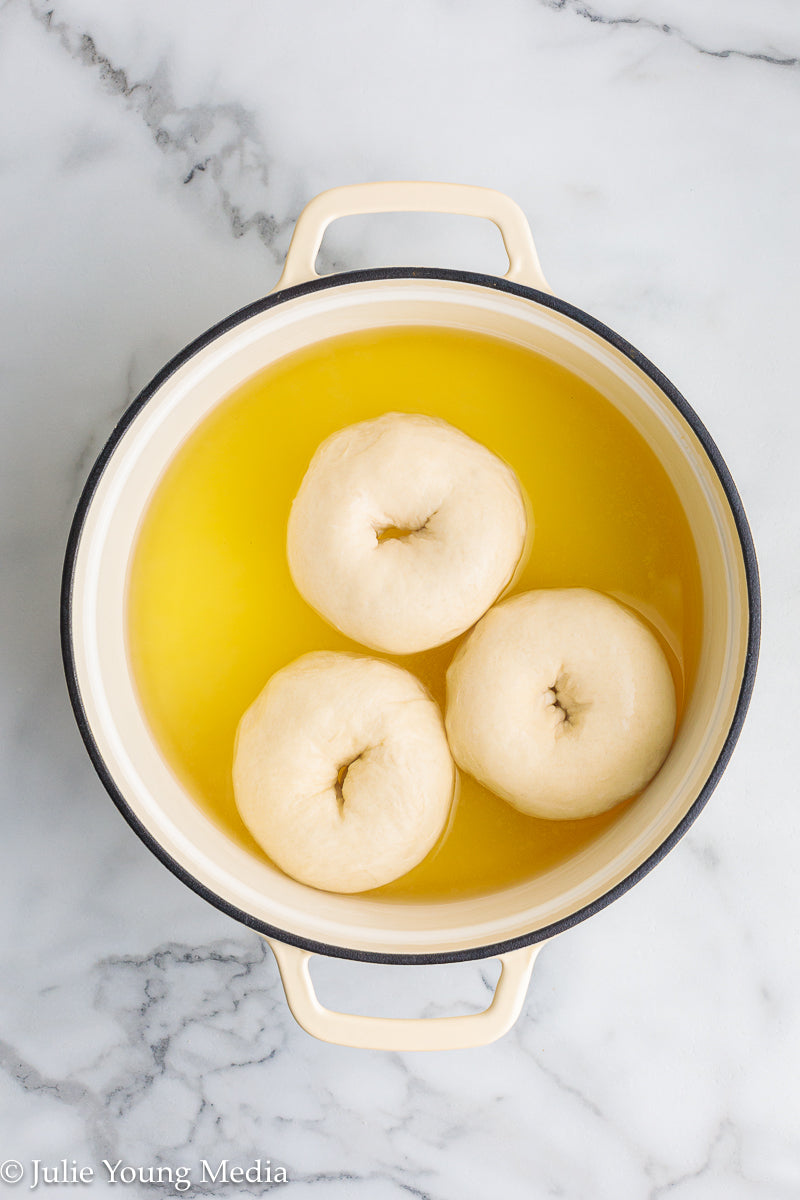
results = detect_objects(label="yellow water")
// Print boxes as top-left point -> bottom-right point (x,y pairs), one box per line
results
126,327 -> 703,900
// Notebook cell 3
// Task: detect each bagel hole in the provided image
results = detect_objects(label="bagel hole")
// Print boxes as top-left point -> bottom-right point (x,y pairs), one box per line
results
550,685 -> 571,726
548,673 -> 588,732
375,511 -> 437,544
376,525 -> 415,543
334,755 -> 363,812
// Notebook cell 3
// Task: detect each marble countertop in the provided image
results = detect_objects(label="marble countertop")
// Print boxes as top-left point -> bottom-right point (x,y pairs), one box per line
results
2,1 -> 798,1196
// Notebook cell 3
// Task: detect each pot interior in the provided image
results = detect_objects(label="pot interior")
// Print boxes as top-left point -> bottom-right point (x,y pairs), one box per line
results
68,277 -> 751,958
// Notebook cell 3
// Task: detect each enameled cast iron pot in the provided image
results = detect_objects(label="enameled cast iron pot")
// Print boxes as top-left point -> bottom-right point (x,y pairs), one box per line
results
62,183 -> 760,1050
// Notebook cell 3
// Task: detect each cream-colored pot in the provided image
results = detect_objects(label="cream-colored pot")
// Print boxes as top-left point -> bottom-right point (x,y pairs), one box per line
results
62,183 -> 759,1051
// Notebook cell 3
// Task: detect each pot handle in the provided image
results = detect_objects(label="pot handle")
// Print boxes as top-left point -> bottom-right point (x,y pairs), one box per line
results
266,938 -> 543,1051
275,181 -> 551,292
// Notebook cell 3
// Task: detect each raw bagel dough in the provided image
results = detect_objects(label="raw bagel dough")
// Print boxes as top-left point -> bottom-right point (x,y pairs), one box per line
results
445,589 -> 677,819
233,652 -> 454,892
287,413 -> 528,654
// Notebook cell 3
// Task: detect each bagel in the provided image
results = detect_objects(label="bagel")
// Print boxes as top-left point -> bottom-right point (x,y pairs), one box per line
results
287,413 -> 528,654
445,589 -> 676,819
233,652 -> 454,892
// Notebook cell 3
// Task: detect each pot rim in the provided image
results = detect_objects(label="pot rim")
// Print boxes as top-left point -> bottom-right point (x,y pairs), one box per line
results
60,266 -> 761,965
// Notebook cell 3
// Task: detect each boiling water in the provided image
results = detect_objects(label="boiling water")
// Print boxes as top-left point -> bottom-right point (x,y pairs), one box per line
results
127,327 -> 702,899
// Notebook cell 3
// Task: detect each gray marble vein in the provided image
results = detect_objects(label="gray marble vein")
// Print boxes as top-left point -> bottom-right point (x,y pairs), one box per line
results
541,0 -> 799,66
25,0 -> 297,266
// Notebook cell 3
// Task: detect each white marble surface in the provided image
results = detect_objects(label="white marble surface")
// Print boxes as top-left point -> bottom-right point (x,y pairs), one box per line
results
1,0 -> 798,1196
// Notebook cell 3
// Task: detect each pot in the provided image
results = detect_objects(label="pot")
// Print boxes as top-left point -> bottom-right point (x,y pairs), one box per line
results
61,182 -> 759,1050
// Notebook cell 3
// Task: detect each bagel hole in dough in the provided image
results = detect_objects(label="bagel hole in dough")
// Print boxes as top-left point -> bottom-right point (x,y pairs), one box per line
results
544,671 -> 589,735
374,510 -> 439,544
333,752 -> 365,814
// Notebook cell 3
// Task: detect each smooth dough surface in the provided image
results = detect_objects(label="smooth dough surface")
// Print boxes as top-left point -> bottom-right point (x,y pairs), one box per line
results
233,652 -> 455,892
287,412 -> 528,654
445,589 -> 677,819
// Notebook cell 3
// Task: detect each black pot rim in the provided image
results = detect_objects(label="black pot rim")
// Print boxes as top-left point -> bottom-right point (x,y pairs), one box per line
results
60,266 -> 761,966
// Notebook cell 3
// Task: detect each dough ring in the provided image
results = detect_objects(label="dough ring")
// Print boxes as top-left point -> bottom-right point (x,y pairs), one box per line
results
287,412 -> 529,654
446,589 -> 677,819
233,652 -> 455,892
